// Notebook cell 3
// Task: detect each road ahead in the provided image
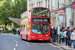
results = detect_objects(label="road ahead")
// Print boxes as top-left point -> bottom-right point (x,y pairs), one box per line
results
0,34 -> 61,50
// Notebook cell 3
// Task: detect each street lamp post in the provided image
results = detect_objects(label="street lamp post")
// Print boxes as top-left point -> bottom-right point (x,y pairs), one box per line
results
57,0 -> 60,42
69,19 -> 73,27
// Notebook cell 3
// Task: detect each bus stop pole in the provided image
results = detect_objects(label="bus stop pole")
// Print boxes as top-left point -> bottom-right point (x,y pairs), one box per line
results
58,13 -> 60,43
57,0 -> 60,42
58,23 -> 60,42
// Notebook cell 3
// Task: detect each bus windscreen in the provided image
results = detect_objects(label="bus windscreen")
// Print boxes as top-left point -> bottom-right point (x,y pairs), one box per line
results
31,23 -> 50,34
32,8 -> 49,17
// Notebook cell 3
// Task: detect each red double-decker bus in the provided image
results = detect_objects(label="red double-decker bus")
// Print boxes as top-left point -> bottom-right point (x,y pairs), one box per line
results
20,7 -> 51,42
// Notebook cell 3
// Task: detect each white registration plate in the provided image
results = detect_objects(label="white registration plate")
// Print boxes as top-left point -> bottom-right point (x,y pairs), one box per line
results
39,39 -> 43,40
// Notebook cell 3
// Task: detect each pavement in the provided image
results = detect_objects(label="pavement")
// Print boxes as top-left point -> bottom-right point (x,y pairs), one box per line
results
0,33 -> 61,50
52,41 -> 74,50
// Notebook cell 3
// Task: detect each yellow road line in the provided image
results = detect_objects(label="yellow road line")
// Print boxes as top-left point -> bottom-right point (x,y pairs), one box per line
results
48,43 -> 63,50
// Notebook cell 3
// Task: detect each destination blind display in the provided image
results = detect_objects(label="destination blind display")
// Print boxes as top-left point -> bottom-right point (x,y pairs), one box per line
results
31,18 -> 50,22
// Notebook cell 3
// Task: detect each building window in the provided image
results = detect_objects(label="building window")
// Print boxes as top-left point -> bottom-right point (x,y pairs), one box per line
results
64,0 -> 69,5
31,4 -> 33,8
29,5 -> 31,9
37,2 -> 38,6
21,25 -> 25,31
45,0 -> 47,7
41,1 -> 42,6
39,2 -> 41,6
48,0 -> 50,9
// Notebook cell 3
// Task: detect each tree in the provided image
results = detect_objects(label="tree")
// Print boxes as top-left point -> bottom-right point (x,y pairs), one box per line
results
10,0 -> 27,18
0,0 -> 27,29
0,1 -> 12,30
10,0 -> 27,27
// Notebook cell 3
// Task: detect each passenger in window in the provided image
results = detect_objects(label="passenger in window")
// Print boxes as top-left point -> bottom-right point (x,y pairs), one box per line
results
39,25 -> 43,32
44,14 -> 47,17
32,13 -> 36,17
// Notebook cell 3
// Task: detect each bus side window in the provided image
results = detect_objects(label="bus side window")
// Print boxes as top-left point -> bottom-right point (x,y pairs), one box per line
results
21,25 -> 25,31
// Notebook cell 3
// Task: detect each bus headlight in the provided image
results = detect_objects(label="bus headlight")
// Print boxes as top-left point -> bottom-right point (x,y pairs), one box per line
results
46,35 -> 49,36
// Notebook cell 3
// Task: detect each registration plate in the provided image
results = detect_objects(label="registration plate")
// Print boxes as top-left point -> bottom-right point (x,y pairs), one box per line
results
39,39 -> 43,40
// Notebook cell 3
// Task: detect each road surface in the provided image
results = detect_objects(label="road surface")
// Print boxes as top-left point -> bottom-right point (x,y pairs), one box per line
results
0,34 -> 61,50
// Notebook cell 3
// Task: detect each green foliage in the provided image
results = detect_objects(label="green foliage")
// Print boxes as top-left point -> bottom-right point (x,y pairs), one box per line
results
12,31 -> 18,34
10,0 -> 27,18
1,30 -> 18,33
1,30 -> 12,33
16,24 -> 20,27
0,0 -> 4,1
0,0 -> 27,29
0,0 -> 12,30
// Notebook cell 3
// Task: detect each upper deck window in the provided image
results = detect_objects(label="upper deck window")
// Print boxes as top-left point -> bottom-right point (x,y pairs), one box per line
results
32,8 -> 49,17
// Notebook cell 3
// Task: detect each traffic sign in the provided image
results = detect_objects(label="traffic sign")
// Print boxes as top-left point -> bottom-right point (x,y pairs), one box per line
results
59,15 -> 63,23
59,10 -> 64,15
57,8 -> 60,11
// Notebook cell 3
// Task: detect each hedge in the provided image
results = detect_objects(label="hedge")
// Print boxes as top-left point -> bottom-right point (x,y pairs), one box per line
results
1,30 -> 12,33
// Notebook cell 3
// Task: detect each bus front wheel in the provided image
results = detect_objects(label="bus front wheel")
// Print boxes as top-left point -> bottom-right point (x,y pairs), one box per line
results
21,34 -> 23,40
26,35 -> 29,42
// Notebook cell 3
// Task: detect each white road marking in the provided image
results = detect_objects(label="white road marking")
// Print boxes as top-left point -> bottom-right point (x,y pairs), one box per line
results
15,44 -> 18,47
13,39 -> 18,50
25,42 -> 30,46
16,41 -> 18,44
37,43 -> 39,44
40,43 -> 45,45
13,39 -> 18,49
44,44 -> 48,45
13,48 -> 16,50
1,35 -> 19,50
6,37 -> 18,50
14,39 -> 16,42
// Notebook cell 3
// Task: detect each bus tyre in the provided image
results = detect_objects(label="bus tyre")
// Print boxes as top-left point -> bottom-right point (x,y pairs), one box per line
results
48,41 -> 51,43
26,35 -> 29,42
21,35 -> 23,40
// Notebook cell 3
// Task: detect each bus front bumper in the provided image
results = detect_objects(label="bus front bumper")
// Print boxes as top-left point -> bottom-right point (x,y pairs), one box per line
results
29,36 -> 50,41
